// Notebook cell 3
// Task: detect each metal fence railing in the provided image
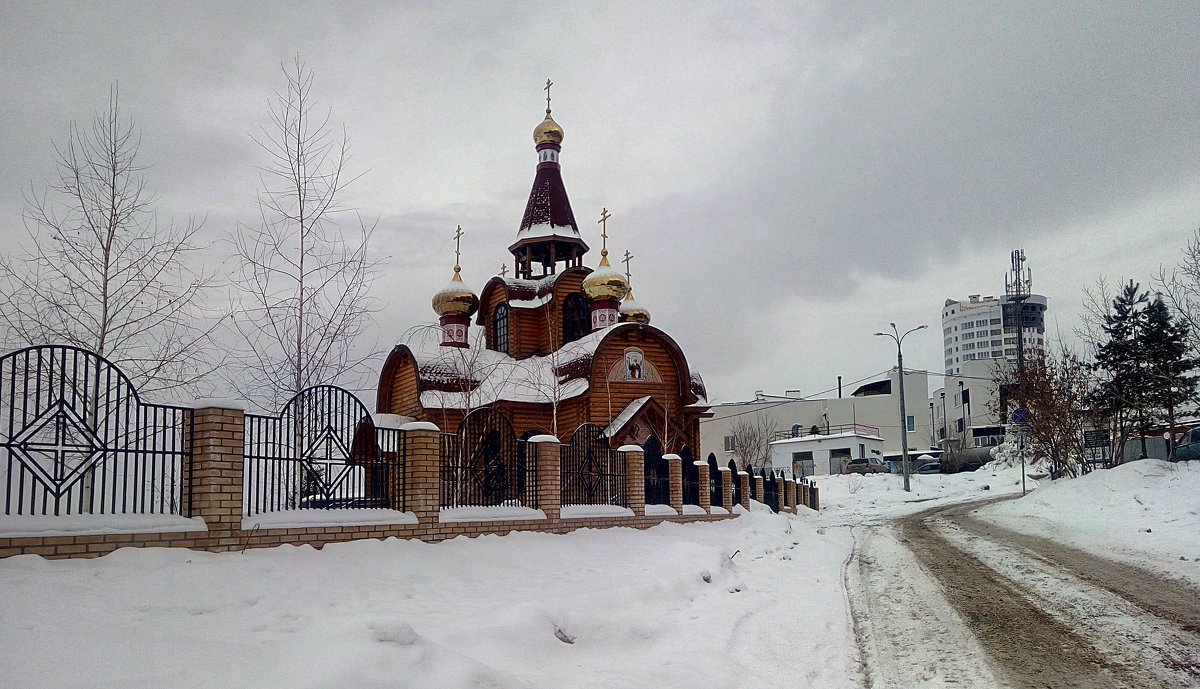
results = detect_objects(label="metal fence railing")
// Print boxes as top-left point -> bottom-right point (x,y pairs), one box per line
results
0,345 -> 192,517
243,386 -> 405,515
440,408 -> 536,509
561,423 -> 627,507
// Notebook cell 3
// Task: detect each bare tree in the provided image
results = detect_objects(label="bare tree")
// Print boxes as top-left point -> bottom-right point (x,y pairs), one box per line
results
990,345 -> 1097,478
728,413 -> 776,469
230,57 -> 380,407
0,85 -> 219,396
1155,228 -> 1200,356
405,324 -> 521,430
515,318 -> 567,437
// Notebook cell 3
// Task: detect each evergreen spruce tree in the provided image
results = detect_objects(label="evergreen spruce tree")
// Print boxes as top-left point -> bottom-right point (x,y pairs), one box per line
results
1141,295 -> 1199,457
1092,281 -> 1150,460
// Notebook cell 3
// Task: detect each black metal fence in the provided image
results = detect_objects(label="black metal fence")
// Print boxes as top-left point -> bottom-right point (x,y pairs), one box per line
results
0,345 -> 192,517
727,458 -> 742,507
707,453 -> 722,507
243,386 -> 405,515
682,450 -> 700,506
561,423 -> 627,507
441,408 -> 536,509
761,467 -> 779,512
643,435 -> 669,505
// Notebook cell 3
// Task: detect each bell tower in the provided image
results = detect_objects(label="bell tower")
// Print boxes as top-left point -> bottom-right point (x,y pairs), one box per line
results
507,80 -> 589,279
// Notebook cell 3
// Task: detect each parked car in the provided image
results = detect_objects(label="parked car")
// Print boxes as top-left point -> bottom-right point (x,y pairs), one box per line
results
915,461 -> 942,474
845,457 -> 887,474
1173,427 -> 1200,462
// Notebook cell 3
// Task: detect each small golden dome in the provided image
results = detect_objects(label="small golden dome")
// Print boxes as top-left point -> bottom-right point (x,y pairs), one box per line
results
582,255 -> 629,302
432,268 -> 480,318
533,110 -> 564,145
619,290 -> 650,324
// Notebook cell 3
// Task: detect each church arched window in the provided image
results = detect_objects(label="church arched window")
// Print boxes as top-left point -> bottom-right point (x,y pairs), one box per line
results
562,293 -> 590,344
493,303 -> 510,354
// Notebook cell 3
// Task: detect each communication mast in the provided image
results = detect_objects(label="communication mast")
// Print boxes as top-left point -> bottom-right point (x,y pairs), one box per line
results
1005,249 -> 1032,496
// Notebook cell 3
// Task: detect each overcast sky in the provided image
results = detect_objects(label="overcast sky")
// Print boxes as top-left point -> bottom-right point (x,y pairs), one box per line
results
1,2 -> 1197,403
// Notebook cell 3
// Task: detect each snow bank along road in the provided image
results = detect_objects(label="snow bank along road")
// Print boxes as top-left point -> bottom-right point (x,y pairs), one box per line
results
849,497 -> 1200,688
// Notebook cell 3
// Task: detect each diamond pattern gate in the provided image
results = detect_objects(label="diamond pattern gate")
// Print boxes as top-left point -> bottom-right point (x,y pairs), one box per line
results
244,385 -> 405,514
441,408 -> 536,508
561,423 -> 627,507
0,345 -> 192,516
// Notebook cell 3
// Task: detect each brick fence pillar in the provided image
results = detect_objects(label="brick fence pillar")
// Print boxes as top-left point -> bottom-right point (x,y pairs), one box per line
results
696,461 -> 710,513
531,435 -> 561,521
754,475 -> 765,504
620,445 -> 645,517
739,472 -> 750,510
190,404 -> 246,552
667,454 -> 683,514
719,467 -> 733,511
775,475 -> 786,512
400,422 -> 442,540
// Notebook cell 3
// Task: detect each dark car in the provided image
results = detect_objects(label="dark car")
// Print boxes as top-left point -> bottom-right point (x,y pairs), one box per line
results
915,461 -> 942,474
1173,427 -> 1200,462
845,457 -> 887,474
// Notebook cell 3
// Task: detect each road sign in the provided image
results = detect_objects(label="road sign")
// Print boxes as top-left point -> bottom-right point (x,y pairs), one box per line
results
1011,408 -> 1031,425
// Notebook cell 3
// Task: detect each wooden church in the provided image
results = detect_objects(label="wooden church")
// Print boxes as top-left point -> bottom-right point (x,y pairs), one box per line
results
376,89 -> 709,454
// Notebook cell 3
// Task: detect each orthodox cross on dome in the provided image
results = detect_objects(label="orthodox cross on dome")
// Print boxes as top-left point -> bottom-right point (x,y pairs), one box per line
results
453,225 -> 464,271
597,207 -> 611,257
544,78 -> 553,113
499,264 -> 508,277
622,249 -> 634,285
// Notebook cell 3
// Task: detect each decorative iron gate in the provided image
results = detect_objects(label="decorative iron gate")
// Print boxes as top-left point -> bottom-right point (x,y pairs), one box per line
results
561,423 -> 627,507
441,408 -> 535,508
0,345 -> 193,517
681,446 -> 699,506
707,452 -> 721,508
761,467 -> 779,512
244,385 -> 403,515
727,458 -> 742,507
643,435 -> 669,505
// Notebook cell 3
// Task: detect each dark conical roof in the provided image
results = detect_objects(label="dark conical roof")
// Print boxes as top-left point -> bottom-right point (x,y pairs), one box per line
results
516,164 -> 580,238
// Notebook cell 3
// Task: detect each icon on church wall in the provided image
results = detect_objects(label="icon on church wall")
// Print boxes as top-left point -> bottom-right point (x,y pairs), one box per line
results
625,348 -> 644,380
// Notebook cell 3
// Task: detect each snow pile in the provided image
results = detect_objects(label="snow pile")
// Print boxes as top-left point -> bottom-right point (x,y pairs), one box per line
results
974,459 -> 1200,583
0,510 -> 859,689
986,440 -> 1050,475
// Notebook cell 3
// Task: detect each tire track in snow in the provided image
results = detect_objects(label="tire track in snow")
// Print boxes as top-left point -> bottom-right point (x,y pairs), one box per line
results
847,523 -> 1002,687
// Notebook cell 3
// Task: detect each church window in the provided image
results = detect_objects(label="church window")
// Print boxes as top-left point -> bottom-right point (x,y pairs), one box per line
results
562,293 -> 590,343
492,303 -> 510,354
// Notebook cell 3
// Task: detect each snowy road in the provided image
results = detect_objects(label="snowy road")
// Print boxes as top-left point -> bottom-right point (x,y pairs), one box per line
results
849,497 -> 1200,688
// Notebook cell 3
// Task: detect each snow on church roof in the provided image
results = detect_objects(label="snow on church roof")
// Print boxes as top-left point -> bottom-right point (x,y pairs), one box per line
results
402,323 -> 627,410
602,396 -> 652,438
500,272 -> 562,309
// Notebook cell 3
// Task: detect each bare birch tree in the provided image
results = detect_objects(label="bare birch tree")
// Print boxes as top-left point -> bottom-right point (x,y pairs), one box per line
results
0,85 -> 220,396
230,57 -> 380,407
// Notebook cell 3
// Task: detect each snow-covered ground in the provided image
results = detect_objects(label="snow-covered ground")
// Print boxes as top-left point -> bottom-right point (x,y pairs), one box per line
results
2,460 -> 1197,688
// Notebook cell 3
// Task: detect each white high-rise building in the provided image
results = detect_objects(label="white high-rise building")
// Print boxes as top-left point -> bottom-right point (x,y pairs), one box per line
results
941,293 -> 1048,376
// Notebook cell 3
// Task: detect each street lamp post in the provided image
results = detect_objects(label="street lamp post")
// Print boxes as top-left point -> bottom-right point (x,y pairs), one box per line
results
875,322 -> 927,492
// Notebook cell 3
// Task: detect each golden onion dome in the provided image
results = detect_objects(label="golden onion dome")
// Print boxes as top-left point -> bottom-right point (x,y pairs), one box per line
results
619,289 -> 651,324
432,268 -> 479,318
582,254 -> 629,302
533,109 -> 565,145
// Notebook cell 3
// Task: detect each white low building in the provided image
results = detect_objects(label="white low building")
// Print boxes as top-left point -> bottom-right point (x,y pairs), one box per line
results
769,427 -> 886,477
700,368 -> 933,470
